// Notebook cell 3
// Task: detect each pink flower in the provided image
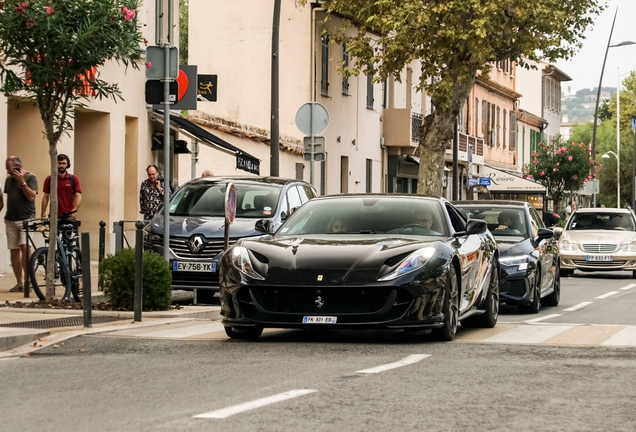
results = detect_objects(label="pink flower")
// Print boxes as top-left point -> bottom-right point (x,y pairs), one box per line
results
557,162 -> 560,166
561,147 -> 567,152
599,164 -> 603,167
15,5 -> 25,14
541,171 -> 545,176
528,174 -> 533,178
553,168 -> 558,172
123,6 -> 136,21
585,178 -> 589,182
21,2 -> 28,7
593,173 -> 596,177
145,61 -> 152,68
46,6 -> 53,15
568,156 -> 573,161
573,175 -> 578,180
533,160 -> 538,165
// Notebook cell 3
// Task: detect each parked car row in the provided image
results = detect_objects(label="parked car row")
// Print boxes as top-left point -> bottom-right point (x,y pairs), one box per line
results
144,175 -> 636,341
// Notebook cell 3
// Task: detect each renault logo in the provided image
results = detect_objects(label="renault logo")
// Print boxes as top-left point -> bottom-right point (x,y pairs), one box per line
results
189,235 -> 205,253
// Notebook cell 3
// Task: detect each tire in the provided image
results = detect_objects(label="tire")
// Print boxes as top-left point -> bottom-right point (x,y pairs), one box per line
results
68,246 -> 83,302
29,247 -> 72,301
462,262 -> 499,328
224,326 -> 263,340
559,268 -> 570,278
632,270 -> 636,279
542,262 -> 561,307
431,264 -> 459,341
518,272 -> 541,314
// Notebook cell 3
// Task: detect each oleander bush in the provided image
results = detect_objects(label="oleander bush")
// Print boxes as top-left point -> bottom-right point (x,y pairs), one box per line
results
100,248 -> 172,311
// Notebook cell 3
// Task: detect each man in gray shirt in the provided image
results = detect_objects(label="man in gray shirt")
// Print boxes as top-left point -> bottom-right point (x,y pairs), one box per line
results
4,156 -> 38,292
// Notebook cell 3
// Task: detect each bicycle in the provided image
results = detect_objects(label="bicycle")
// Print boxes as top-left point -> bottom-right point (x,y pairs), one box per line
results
25,213 -> 83,301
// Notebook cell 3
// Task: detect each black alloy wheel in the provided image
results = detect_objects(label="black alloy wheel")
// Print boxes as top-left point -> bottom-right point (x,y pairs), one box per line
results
541,263 -> 561,307
462,262 -> 499,328
518,272 -> 541,314
431,264 -> 459,341
224,325 -> 264,340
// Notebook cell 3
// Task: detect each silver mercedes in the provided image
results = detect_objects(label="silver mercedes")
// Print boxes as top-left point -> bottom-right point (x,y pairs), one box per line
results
556,208 -> 636,278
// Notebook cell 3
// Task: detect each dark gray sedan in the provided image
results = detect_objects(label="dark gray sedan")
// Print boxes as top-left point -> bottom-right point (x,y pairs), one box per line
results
144,177 -> 317,298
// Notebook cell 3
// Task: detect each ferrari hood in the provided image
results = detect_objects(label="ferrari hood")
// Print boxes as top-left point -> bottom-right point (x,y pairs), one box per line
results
241,235 -> 442,285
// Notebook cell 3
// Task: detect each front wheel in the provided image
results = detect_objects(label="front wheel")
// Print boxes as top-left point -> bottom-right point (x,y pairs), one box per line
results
462,263 -> 499,328
431,264 -> 459,341
29,247 -> 71,301
68,246 -> 83,302
518,273 -> 541,314
542,263 -> 561,307
224,326 -> 263,340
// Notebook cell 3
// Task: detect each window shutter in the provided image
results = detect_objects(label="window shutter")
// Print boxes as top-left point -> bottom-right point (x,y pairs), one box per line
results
509,110 -> 516,151
321,36 -> 329,96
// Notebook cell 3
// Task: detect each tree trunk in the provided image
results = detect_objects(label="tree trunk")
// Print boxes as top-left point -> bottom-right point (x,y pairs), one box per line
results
45,137 -> 58,299
417,77 -> 475,197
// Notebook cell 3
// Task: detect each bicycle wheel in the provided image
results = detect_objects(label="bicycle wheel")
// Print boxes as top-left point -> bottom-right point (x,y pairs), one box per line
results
29,247 -> 72,301
68,246 -> 83,302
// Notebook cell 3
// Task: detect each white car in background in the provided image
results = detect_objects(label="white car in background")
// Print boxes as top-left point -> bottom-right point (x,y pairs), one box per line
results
556,208 -> 636,278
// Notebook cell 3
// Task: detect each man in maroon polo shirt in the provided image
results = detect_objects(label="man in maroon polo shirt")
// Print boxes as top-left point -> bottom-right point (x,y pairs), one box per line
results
41,154 -> 82,219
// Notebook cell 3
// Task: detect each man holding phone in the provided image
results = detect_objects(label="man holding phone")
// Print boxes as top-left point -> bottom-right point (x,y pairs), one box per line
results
4,156 -> 38,292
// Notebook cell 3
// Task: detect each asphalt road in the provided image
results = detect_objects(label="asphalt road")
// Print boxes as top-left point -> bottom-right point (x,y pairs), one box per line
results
2,270 -> 636,432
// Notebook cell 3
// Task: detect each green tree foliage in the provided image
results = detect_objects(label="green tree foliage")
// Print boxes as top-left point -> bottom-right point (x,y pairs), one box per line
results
179,0 -> 188,65
100,248 -> 172,311
0,0 -> 143,298
524,138 -> 598,211
297,0 -> 604,195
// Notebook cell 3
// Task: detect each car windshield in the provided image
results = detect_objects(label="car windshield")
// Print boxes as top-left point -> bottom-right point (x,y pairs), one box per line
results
277,197 -> 448,236
168,183 -> 281,218
455,206 -> 528,239
568,212 -> 635,231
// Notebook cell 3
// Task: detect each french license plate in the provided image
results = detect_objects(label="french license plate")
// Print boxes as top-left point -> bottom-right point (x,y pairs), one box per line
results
172,261 -> 217,272
302,316 -> 337,324
586,255 -> 613,262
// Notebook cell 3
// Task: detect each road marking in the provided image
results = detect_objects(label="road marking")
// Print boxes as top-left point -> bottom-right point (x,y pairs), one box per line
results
356,354 -> 430,374
563,302 -> 593,312
620,283 -> 636,291
601,327 -> 636,346
133,322 -> 225,338
194,389 -> 317,419
595,291 -> 619,299
524,314 -> 562,323
484,325 -> 573,344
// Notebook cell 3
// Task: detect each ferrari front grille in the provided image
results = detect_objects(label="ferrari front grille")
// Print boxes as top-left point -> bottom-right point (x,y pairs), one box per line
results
244,286 -> 411,315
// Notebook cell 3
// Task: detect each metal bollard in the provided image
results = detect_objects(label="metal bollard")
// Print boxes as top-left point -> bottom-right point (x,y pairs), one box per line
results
113,221 -> 123,252
23,220 -> 30,298
81,233 -> 92,328
134,221 -> 144,322
98,221 -> 105,291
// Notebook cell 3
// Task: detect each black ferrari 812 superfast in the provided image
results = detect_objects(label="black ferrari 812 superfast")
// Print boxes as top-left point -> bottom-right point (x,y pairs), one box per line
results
220,195 -> 499,341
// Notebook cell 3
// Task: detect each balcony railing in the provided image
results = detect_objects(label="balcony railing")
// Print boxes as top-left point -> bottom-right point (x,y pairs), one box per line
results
411,113 -> 422,142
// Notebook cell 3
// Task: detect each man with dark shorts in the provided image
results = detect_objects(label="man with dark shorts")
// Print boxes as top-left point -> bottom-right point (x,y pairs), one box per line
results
41,154 -> 82,219
4,156 -> 38,292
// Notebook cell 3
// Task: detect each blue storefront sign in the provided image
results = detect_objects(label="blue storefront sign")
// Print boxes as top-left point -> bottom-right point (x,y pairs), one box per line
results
479,177 -> 492,186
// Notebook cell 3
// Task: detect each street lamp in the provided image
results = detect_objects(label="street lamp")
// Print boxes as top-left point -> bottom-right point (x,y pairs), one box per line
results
602,151 -> 619,207
590,7 -> 636,161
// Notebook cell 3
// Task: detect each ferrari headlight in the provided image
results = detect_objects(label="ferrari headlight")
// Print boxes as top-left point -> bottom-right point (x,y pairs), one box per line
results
559,239 -> 580,252
621,242 -> 636,252
499,255 -> 530,271
231,247 -> 265,280
378,247 -> 436,281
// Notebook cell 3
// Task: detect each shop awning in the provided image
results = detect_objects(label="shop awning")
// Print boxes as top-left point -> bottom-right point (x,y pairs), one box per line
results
482,165 -> 546,193
151,111 -> 260,175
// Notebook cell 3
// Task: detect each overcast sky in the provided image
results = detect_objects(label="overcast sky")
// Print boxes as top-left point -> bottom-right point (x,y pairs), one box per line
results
555,0 -> 636,95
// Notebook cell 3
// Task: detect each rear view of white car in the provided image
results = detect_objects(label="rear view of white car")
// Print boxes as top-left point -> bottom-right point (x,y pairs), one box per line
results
556,208 -> 636,278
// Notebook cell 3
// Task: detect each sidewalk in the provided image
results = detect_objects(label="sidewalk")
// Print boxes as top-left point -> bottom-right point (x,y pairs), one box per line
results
0,262 -> 220,357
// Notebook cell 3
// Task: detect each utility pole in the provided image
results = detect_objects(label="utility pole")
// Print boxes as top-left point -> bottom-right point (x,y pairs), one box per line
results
270,0 -> 281,177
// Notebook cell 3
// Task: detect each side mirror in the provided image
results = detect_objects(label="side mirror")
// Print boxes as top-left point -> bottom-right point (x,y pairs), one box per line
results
255,218 -> 275,233
543,211 -> 561,227
553,227 -> 563,240
537,228 -> 554,240
454,219 -> 487,237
